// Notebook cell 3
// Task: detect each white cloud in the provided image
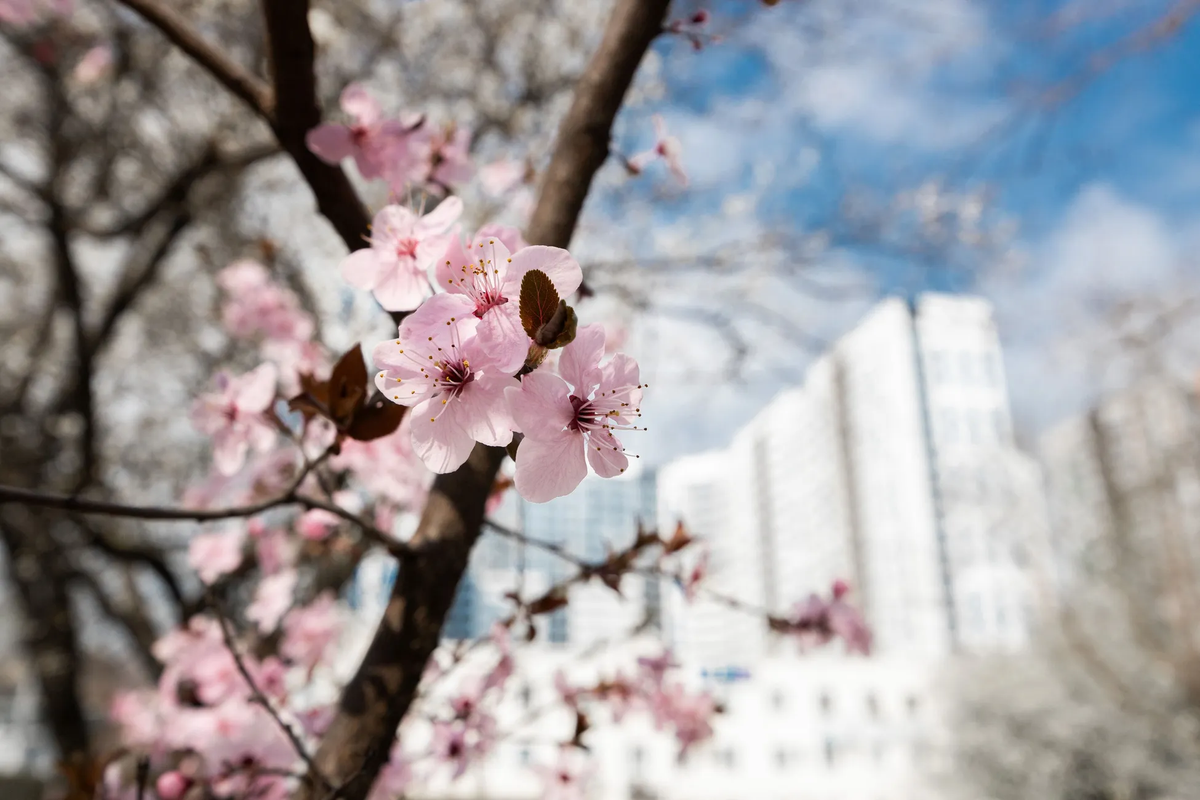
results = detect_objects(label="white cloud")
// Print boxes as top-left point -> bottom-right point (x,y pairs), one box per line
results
743,0 -> 1004,149
987,183 -> 1200,436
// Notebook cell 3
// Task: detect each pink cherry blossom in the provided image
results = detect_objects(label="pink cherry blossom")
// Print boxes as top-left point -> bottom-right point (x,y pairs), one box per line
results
110,691 -> 160,750
780,581 -> 872,655
218,260 -> 315,343
155,771 -> 190,800
431,721 -> 473,779
187,527 -> 245,584
340,198 -> 462,312
535,753 -> 591,800
306,83 -> 418,182
297,703 -> 336,738
281,592 -> 341,668
425,123 -> 473,193
372,294 -> 519,473
505,325 -> 643,502
0,0 -> 69,26
72,44 -> 112,84
296,508 -> 340,541
482,623 -> 513,693
479,158 -> 527,197
331,418 -> 432,509
190,363 -> 279,475
637,650 -> 676,688
628,115 -> 688,186
253,523 -> 296,575
247,569 -> 297,633
649,684 -> 717,757
369,744 -> 412,800
436,232 -> 581,374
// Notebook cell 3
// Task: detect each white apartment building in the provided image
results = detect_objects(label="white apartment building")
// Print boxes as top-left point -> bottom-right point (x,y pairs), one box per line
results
658,294 -> 1039,663
396,638 -> 944,800
1038,377 -> 1200,594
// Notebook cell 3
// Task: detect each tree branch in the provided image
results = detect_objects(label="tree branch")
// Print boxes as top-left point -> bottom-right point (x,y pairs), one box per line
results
0,457 -> 408,560
294,3 -> 671,798
114,0 -> 273,116
525,0 -> 671,249
260,0 -> 373,255
210,594 -> 329,792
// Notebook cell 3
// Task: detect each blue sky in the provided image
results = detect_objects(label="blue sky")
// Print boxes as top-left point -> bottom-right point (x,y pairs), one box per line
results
601,0 -> 1200,462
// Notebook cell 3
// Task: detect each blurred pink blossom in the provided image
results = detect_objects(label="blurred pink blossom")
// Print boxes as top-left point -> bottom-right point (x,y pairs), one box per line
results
187,527 -> 245,585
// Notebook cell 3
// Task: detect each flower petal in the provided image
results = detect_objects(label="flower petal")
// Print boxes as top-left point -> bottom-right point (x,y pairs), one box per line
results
452,374 -> 518,448
513,429 -> 587,503
436,236 -> 473,295
585,428 -> 629,478
558,324 -> 604,396
409,398 -> 477,474
372,262 -> 428,312
306,124 -> 354,164
505,246 -> 583,299
477,305 -> 530,376
340,248 -> 381,291
236,364 -> 278,411
212,429 -> 249,476
340,83 -> 380,125
505,372 -> 572,437
415,196 -> 463,236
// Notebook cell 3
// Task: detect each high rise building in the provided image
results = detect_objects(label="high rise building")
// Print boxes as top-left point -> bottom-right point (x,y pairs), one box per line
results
1038,377 -> 1200,594
658,294 -> 1039,663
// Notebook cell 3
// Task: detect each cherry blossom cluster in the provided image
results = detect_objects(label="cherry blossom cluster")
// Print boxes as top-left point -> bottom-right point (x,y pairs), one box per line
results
360,200 -> 647,502
111,604 -> 344,800
555,650 -> 720,759
769,579 -> 873,655
307,84 -> 471,198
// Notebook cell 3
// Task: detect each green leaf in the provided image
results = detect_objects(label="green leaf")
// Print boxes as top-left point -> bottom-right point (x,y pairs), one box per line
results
519,269 -> 560,339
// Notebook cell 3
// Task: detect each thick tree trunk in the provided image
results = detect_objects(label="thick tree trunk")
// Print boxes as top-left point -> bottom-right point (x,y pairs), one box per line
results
292,1 -> 673,797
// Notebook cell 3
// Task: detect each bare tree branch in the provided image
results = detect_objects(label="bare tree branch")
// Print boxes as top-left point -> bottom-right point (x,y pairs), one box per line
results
114,0 -> 273,116
210,594 -> 330,792
525,0 -> 671,249
260,0 -> 373,255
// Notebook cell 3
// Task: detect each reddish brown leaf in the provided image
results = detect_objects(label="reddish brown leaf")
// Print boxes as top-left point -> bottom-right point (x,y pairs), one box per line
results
661,520 -> 694,554
345,395 -> 406,441
519,269 -> 560,339
288,372 -> 331,419
527,586 -> 570,615
328,345 -> 368,424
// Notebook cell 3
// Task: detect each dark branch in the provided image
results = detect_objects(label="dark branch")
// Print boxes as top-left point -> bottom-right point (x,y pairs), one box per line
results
525,0 -> 672,249
114,0 -> 274,115
260,0 -> 373,255
295,3 -> 671,798
210,595 -> 330,791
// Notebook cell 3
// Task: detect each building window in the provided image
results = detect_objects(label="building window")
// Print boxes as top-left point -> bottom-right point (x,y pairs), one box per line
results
819,691 -> 833,717
548,608 -> 568,644
866,692 -> 880,720
824,738 -> 837,768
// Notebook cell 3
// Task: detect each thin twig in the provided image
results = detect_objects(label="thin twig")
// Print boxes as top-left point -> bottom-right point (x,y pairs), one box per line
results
208,592 -> 330,791
0,447 -> 413,557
